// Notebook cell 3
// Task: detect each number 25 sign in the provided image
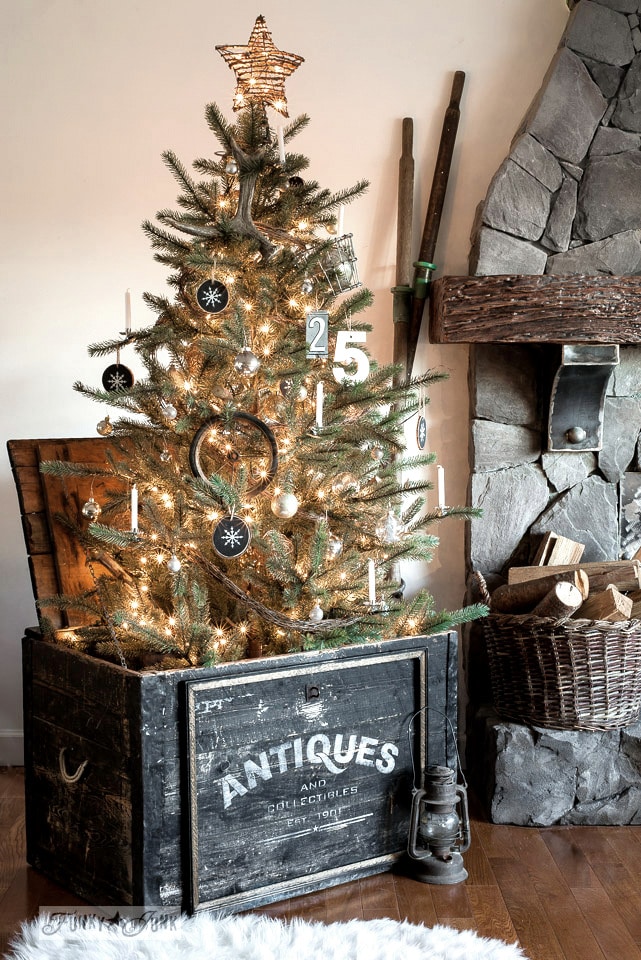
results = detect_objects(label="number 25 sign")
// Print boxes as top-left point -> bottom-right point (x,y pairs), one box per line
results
306,311 -> 370,384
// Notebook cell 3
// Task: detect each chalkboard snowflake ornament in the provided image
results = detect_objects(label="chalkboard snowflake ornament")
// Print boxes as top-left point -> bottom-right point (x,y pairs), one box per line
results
102,340 -> 134,392
212,514 -> 251,559
195,278 -> 229,314
102,362 -> 134,392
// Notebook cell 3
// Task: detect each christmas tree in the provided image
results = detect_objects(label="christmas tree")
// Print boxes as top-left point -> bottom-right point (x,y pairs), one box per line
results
41,15 -> 485,669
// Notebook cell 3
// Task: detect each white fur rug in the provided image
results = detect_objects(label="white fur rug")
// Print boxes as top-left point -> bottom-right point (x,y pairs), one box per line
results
5,911 -> 528,960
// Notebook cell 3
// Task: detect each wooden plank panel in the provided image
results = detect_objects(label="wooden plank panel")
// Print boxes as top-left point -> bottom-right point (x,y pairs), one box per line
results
541,828 -> 601,889
37,439 -> 126,626
392,872 -> 437,926
595,861 -> 641,944
466,886 -> 519,948
430,274 -> 641,343
460,835 -> 497,886
359,873 -> 400,921
0,800 -> 24,900
537,888 -> 607,960
573,884 -> 641,959
430,881 -> 473,923
490,857 -> 566,960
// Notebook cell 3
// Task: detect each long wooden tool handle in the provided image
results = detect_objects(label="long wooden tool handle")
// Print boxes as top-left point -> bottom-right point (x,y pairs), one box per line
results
396,118 -> 415,287
407,71 -> 465,376
392,118 -> 415,385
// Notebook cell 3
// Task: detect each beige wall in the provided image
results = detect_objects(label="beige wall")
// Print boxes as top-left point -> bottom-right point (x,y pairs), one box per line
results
0,0 -> 569,762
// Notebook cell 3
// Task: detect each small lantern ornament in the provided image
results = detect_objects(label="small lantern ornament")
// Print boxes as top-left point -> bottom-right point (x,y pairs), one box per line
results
407,764 -> 471,885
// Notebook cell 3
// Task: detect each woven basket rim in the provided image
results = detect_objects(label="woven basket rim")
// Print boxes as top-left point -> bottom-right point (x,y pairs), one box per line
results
484,612 -> 641,629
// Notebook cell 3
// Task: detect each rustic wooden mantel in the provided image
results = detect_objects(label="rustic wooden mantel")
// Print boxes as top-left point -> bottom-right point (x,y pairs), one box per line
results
429,274 -> 641,343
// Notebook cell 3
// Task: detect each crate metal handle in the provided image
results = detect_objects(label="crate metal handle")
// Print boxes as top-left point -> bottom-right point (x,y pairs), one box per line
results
58,747 -> 88,784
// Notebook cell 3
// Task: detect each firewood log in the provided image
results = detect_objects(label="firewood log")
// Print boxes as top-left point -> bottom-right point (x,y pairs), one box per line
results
490,569 -> 589,613
574,584 -> 633,622
508,561 -> 641,594
531,581 -> 584,621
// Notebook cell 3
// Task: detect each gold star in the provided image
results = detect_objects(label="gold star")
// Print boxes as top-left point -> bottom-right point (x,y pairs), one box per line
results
216,15 -> 304,117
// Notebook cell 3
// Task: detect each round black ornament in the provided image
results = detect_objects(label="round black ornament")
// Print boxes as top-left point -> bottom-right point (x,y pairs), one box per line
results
416,415 -> 427,450
212,515 -> 251,559
190,411 -> 278,499
196,279 -> 229,314
102,363 -> 134,392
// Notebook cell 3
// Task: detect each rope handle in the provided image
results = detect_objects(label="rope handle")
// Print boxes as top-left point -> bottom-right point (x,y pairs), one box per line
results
58,747 -> 89,785
475,570 -> 491,607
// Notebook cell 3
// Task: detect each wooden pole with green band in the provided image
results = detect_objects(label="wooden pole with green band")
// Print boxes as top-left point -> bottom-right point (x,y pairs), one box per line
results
406,70 -> 465,376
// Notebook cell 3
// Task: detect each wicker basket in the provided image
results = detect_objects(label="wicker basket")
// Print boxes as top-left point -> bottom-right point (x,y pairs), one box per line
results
477,573 -> 641,731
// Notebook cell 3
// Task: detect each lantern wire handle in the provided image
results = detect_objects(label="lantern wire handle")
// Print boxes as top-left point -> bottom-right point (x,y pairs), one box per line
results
407,705 -> 467,795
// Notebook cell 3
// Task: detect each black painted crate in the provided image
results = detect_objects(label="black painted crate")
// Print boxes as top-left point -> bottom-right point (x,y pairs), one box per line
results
22,629 -> 457,912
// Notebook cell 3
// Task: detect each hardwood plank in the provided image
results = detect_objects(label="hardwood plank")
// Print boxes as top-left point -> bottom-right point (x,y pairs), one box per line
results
490,857 -> 566,960
0,768 -> 26,800
537,888 -> 607,960
541,828 -> 601,889
429,881 -> 473,924
596,826 -> 641,873
359,873 -> 400,921
461,830 -> 497,885
0,800 -> 24,899
592,860 -> 641,944
467,886 -> 519,947
473,818 -> 517,860
573,884 -> 641,960
392,873 -> 437,926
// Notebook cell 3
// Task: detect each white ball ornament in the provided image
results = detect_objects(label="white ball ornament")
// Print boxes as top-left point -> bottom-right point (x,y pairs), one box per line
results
271,491 -> 299,519
167,554 -> 182,573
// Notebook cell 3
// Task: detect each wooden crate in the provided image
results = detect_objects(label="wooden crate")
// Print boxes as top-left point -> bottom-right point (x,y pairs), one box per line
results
23,628 -> 457,911
10,438 -> 459,911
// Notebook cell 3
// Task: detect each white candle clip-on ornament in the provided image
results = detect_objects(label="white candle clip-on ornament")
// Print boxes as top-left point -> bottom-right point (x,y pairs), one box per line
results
437,465 -> 446,513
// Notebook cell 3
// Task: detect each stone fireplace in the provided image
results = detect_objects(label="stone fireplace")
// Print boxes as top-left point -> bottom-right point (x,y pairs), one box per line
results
430,0 -> 641,824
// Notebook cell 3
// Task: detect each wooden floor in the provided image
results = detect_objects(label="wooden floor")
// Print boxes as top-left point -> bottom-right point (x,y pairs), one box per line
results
2,766 -> 641,960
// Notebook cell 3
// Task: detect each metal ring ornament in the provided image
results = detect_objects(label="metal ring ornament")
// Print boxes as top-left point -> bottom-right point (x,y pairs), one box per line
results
189,412 -> 278,499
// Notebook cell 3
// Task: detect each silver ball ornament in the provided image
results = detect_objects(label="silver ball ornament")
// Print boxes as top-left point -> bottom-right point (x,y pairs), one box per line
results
160,448 -> 172,462
370,445 -> 385,462
234,347 -> 261,376
309,602 -> 324,623
376,508 -> 403,544
96,415 -> 113,436
81,497 -> 102,520
224,157 -> 239,175
160,401 -> 178,420
301,278 -> 314,295
167,554 -> 182,573
271,491 -> 299,519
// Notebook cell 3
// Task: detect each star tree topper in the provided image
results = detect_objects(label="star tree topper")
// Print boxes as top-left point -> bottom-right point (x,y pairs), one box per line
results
216,14 -> 304,117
